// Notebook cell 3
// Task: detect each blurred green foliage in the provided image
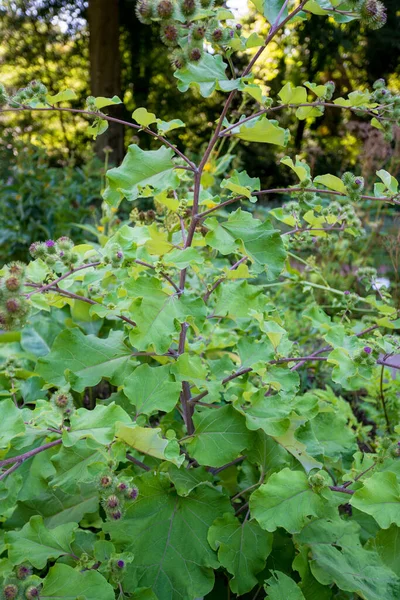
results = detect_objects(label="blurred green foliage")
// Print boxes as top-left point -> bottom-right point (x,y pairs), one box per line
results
0,142 -> 103,263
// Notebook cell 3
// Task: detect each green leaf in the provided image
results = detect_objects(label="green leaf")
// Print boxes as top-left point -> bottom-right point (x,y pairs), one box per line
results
5,516 -> 77,569
132,107 -> 161,128
174,53 -> 242,98
50,440 -> 106,494
263,0 -> 288,23
36,329 -> 132,392
280,156 -> 310,181
208,513 -> 273,594
87,118 -> 108,139
309,544 -> 400,600
234,116 -> 289,146
295,105 -> 324,120
376,169 -> 398,194
41,564 -> 115,600
351,472 -> 400,528
205,209 -> 287,278
168,464 -> 213,496
129,283 -> 206,354
104,472 -> 232,600
314,174 -> 347,193
279,82 -> 307,104
157,118 -> 185,136
0,399 -> 25,450
46,89 -> 77,104
250,468 -> 329,533
116,423 -> 184,466
367,525 -> 400,576
7,483 -> 99,529
184,405 -> 253,467
273,419 -> 323,472
63,403 -> 131,447
295,411 -> 357,461
220,169 -> 261,200
296,517 -> 400,600
103,144 -> 179,208
123,363 -> 182,416
264,571 -> 306,599
94,95 -> 122,109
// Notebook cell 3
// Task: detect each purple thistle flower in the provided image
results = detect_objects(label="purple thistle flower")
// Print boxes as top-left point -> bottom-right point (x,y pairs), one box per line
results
45,239 -> 55,247
363,346 -> 372,354
344,290 -> 350,296
117,560 -> 125,568
117,251 -> 123,259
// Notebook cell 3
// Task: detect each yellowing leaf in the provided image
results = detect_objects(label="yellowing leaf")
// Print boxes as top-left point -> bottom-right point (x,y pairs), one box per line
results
116,423 -> 184,466
314,174 -> 347,194
132,107 -> 161,128
279,82 -> 307,105
234,116 -> 289,146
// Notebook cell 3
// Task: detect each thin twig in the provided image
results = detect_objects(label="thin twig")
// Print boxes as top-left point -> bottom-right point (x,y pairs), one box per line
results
26,262 -> 101,298
126,453 -> 151,471
209,456 -> 246,475
203,255 -> 248,302
379,363 -> 391,432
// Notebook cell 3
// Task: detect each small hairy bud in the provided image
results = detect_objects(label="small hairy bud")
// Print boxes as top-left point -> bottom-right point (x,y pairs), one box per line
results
105,495 -> 120,509
361,0 -> 387,30
156,0 -> 175,19
179,0 -> 197,17
29,242 -> 47,259
127,486 -> 139,500
117,560 -> 125,568
308,471 -> 327,492
15,565 -> 32,581
45,239 -> 57,254
2,584 -> 19,600
325,80 -> 335,100
56,236 -> 74,251
190,24 -> 206,41
99,474 -> 114,488
110,509 -> 123,520
161,23 -> 179,46
6,298 -> 20,314
24,586 -> 40,600
116,482 -> 128,493
29,80 -> 47,96
210,27 -> 223,42
5,276 -> 22,292
373,78 -> 386,90
8,262 -> 25,277
51,390 -> 74,414
135,0 -> 154,23
187,46 -> 202,62
381,437 -> 391,449
170,50 -> 187,70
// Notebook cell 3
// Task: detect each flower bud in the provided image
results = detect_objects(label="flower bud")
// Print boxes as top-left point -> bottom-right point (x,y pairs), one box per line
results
6,298 -> 20,314
99,474 -> 114,489
126,486 -> 139,500
105,495 -> 120,509
110,509 -> 123,520
57,236 -> 74,251
45,239 -> 57,254
179,0 -> 197,17
15,565 -> 32,581
24,586 -> 40,600
361,0 -> 387,29
187,46 -> 202,62
2,584 -> 19,600
160,23 -> 179,46
135,0 -> 154,24
5,276 -> 21,292
156,0 -> 175,19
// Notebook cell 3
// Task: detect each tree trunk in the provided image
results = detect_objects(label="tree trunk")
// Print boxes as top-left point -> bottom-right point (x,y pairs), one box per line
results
87,0 -> 124,165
